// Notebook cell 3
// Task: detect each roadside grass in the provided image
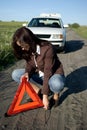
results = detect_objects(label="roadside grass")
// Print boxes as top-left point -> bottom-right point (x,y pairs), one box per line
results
72,26 -> 87,39
0,21 -> 26,71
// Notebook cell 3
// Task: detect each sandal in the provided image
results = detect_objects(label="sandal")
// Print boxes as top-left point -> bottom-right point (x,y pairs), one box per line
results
49,96 -> 59,109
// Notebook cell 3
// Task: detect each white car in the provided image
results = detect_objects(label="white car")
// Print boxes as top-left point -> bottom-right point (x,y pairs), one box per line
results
25,13 -> 67,51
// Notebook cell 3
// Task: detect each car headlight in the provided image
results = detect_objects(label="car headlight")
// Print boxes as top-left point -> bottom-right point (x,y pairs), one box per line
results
52,34 -> 63,39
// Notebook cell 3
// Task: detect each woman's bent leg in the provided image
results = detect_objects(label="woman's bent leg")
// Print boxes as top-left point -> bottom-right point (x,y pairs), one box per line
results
49,74 -> 65,107
48,74 -> 65,93
12,69 -> 25,83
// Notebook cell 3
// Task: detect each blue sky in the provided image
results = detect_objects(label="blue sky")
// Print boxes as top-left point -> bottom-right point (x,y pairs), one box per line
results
0,0 -> 87,25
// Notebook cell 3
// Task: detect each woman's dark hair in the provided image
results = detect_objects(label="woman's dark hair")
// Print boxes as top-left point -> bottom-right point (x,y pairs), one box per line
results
12,27 -> 49,60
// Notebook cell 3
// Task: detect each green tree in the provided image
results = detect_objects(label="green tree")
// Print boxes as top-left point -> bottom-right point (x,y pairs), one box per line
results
71,23 -> 80,28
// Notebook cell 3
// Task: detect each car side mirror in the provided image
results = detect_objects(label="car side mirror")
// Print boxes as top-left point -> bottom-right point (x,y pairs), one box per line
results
64,24 -> 69,28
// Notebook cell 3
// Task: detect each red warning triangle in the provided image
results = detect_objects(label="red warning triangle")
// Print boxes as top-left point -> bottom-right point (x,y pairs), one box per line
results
7,77 -> 44,116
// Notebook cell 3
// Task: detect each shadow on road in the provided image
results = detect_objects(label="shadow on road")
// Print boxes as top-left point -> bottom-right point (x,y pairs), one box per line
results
59,66 -> 87,105
65,40 -> 84,53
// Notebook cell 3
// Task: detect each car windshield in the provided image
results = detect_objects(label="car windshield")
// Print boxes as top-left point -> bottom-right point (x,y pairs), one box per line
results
28,18 -> 62,28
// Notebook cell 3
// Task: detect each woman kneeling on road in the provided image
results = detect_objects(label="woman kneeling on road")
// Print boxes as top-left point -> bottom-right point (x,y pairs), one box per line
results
11,27 -> 65,110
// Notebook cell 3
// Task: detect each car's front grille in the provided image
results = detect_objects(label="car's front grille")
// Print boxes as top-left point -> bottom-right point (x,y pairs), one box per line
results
36,34 -> 51,38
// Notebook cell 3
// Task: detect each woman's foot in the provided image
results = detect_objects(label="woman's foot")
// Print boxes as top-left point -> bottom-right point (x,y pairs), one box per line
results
53,93 -> 59,107
49,93 -> 59,108
53,93 -> 59,100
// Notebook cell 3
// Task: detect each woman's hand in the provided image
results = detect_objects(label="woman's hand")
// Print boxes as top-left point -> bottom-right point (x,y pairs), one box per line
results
43,95 -> 49,110
20,72 -> 29,82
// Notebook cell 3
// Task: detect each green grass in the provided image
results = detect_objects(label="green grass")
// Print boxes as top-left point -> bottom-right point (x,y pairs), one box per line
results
72,26 -> 87,39
0,21 -> 25,44
0,21 -> 27,71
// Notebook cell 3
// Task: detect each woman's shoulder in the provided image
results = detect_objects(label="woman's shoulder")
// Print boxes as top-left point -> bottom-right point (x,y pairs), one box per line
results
41,40 -> 53,49
40,41 -> 55,57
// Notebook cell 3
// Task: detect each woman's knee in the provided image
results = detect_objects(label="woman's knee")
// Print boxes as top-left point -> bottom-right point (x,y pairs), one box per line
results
48,74 -> 65,93
12,69 -> 18,80
12,69 -> 25,83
